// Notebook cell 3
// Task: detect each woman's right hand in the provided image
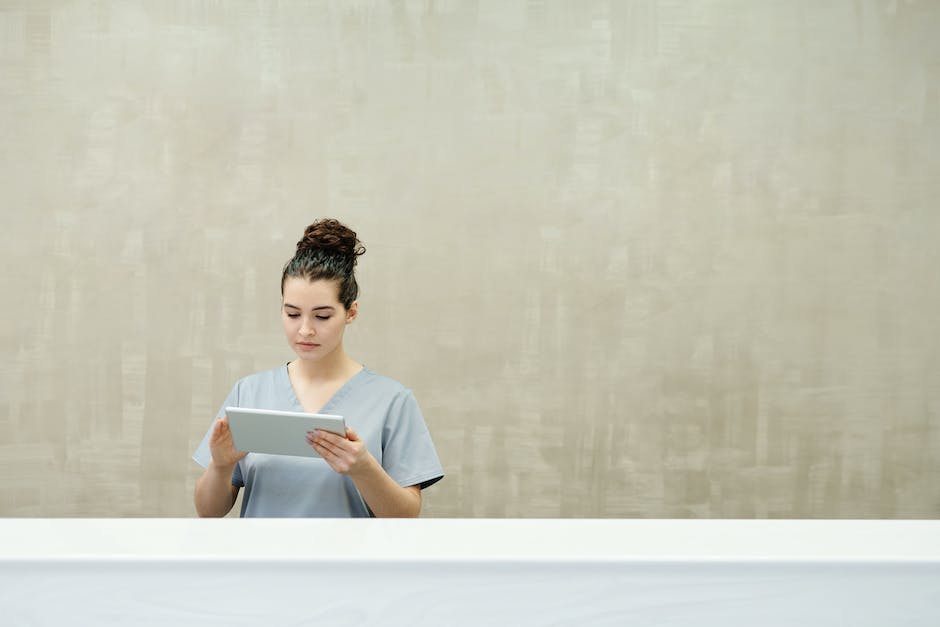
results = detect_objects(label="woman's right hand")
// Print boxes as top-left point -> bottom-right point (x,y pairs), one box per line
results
209,416 -> 248,468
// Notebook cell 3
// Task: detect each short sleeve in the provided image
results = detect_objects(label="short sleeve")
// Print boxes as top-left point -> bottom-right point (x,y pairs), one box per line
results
381,389 -> 444,489
191,381 -> 246,487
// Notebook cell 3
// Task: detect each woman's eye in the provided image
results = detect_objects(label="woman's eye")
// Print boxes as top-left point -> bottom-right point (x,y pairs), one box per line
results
287,313 -> 300,318
316,315 -> 331,321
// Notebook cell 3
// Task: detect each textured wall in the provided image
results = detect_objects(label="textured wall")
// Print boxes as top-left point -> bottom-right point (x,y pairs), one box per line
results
1,1 -> 938,518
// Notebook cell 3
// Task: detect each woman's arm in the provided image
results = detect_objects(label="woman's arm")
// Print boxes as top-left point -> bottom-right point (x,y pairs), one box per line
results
308,428 -> 423,517
194,460 -> 240,517
193,417 -> 246,517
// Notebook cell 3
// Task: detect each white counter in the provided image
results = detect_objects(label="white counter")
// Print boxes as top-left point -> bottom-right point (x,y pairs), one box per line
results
1,519 -> 938,625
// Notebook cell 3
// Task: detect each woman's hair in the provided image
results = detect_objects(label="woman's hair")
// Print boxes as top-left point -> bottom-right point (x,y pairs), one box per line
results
281,218 -> 366,309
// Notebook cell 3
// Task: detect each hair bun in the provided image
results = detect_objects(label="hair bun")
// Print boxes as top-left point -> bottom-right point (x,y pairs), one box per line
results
296,218 -> 366,263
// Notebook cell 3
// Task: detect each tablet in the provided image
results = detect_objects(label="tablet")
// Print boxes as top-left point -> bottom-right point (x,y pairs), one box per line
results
225,407 -> 346,458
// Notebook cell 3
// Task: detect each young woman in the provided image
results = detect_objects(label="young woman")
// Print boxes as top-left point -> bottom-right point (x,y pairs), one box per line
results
192,219 -> 444,517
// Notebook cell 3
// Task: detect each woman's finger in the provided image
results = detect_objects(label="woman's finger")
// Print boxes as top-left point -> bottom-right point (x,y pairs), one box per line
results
307,432 -> 331,453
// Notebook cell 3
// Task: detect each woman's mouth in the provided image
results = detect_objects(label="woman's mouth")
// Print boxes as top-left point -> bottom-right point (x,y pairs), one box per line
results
297,342 -> 320,350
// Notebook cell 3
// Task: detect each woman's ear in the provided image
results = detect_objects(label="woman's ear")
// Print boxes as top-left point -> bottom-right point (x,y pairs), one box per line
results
346,301 -> 358,324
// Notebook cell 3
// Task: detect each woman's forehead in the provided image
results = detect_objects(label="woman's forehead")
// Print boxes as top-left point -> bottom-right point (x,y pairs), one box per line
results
282,277 -> 342,305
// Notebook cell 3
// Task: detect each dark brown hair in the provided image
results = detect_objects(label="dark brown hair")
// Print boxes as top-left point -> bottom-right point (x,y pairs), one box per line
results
281,219 -> 366,309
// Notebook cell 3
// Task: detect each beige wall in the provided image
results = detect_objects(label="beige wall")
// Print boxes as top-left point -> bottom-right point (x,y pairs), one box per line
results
1,1 -> 938,518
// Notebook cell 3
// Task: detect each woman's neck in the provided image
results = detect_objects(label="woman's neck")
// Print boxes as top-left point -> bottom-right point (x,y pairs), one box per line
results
289,349 -> 360,384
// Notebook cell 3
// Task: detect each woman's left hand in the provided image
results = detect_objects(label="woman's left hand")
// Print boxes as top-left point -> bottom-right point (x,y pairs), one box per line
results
307,426 -> 373,476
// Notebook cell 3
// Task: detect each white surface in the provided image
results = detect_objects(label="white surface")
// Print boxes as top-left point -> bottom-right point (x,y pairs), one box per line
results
1,519 -> 938,626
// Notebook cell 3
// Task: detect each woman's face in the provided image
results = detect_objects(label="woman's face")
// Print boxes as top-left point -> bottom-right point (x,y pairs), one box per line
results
281,277 -> 357,362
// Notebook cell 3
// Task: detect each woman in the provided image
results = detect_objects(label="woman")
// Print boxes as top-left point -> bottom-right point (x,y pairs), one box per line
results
192,218 -> 444,517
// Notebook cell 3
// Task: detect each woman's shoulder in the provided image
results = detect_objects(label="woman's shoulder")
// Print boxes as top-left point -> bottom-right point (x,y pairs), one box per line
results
358,366 -> 408,393
232,364 -> 288,392
353,368 -> 429,424
356,367 -> 422,405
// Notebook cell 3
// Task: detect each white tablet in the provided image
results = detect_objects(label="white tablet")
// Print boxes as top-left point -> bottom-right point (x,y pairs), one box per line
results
225,407 -> 346,458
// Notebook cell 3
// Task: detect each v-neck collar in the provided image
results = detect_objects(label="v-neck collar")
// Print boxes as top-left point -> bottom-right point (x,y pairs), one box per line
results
282,362 -> 368,414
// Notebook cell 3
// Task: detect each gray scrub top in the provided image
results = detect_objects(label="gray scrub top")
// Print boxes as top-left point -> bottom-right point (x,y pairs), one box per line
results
193,365 -> 444,517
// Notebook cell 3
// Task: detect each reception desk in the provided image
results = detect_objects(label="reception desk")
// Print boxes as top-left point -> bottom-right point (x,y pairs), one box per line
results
1,519 -> 938,625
